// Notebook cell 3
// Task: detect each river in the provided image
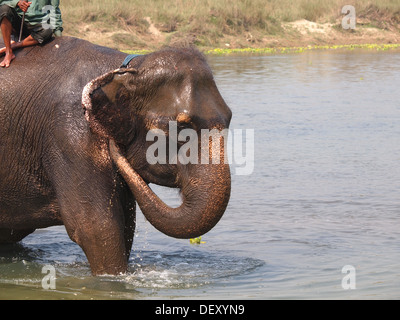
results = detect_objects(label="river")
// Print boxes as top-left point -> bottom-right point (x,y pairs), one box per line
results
1,49 -> 399,299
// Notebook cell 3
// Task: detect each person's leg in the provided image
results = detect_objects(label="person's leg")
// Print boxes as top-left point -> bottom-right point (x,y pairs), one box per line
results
0,17 -> 15,68
9,34 -> 38,50
1,24 -> 51,54
0,4 -> 42,67
0,34 -> 39,62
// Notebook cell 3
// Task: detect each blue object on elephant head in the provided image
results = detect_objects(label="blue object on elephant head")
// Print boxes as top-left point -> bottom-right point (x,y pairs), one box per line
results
121,54 -> 141,68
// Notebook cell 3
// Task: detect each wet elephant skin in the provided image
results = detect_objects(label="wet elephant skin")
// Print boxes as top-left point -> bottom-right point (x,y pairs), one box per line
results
0,37 -> 232,275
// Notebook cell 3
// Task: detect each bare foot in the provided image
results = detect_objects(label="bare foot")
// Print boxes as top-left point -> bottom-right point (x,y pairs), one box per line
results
0,41 -> 16,56
0,52 -> 16,68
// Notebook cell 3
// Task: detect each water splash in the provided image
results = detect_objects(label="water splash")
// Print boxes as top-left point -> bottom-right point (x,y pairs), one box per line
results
122,250 -> 264,290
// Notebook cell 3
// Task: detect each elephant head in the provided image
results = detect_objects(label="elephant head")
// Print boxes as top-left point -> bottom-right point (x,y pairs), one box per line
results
82,48 -> 232,239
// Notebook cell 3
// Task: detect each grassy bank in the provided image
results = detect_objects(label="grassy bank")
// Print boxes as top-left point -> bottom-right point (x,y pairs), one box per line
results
61,0 -> 400,51
205,43 -> 400,55
122,43 -> 400,56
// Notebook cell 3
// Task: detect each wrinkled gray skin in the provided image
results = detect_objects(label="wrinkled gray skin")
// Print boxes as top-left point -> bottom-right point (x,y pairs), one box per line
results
0,37 -> 232,275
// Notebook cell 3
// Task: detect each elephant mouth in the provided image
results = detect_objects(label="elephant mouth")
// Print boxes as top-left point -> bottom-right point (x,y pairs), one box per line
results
109,135 -> 231,239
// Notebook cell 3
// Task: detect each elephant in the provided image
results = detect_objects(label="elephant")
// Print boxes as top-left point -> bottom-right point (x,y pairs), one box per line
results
0,36 -> 232,275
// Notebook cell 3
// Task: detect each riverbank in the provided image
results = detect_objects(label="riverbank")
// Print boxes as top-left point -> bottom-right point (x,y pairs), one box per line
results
61,0 -> 400,52
123,44 -> 400,56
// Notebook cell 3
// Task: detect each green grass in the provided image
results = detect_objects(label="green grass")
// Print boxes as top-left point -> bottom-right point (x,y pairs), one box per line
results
205,43 -> 400,55
61,0 -> 400,24
121,44 -> 400,58
60,0 -> 400,50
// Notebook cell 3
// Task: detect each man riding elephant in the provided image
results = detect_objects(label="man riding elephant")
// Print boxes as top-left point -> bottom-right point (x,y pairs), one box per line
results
0,0 -> 63,67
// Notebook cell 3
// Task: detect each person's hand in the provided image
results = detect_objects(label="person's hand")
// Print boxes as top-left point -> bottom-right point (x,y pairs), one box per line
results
17,1 -> 32,13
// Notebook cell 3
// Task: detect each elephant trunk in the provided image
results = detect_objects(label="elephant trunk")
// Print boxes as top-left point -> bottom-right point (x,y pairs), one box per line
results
109,139 -> 231,239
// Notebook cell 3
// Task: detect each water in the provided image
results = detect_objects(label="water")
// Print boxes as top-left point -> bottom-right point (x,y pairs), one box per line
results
1,49 -> 400,299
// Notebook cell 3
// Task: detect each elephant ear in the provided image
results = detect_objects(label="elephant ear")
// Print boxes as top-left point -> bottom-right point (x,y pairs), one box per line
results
82,68 -> 137,144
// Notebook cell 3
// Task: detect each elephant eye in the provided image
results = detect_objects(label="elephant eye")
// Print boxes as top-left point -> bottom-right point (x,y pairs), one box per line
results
176,112 -> 191,124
